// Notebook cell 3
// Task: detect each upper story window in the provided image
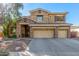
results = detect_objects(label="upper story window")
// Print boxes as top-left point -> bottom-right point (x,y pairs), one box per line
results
55,16 -> 65,21
36,15 -> 43,22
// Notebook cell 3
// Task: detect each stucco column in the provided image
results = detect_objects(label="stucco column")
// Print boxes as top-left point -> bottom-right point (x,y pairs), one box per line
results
30,27 -> 32,38
16,23 -> 21,38
16,23 -> 18,38
68,27 -> 71,38
19,24 -> 21,38
54,27 -> 58,38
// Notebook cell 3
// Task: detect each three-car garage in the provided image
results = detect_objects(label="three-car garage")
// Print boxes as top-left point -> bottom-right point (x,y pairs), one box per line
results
32,28 -> 69,38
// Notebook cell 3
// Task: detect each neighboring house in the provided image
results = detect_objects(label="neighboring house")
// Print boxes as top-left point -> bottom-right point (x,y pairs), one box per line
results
70,25 -> 79,38
15,8 -> 72,38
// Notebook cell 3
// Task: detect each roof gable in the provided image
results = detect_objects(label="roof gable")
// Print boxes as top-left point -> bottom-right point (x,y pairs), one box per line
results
17,17 -> 37,24
30,8 -> 49,13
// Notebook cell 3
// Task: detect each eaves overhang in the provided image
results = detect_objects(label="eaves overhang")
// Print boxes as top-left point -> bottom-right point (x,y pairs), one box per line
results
30,23 -> 72,27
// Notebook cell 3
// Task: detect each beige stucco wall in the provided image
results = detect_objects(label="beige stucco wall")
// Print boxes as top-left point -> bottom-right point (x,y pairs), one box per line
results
31,10 -> 49,23
48,14 -> 65,23
16,22 -> 21,38
31,11 -> 66,24
48,14 -> 55,23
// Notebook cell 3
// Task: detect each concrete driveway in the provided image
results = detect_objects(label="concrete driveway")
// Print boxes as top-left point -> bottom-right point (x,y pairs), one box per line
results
27,39 -> 79,56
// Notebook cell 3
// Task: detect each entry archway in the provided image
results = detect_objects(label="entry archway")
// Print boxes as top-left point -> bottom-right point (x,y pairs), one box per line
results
21,25 -> 30,38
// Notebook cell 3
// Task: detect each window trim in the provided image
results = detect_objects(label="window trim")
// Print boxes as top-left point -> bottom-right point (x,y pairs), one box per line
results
55,16 -> 65,21
36,15 -> 43,22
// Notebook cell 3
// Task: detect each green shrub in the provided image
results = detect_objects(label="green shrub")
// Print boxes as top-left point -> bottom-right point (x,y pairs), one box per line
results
0,47 -> 9,56
12,34 -> 16,38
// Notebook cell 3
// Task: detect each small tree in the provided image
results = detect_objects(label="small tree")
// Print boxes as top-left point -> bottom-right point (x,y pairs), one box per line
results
0,3 -> 23,38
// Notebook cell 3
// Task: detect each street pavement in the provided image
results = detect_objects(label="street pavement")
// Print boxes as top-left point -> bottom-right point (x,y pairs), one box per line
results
9,51 -> 31,56
28,39 -> 79,56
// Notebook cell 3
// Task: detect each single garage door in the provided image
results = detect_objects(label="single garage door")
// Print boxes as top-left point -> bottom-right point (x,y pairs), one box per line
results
33,29 -> 54,38
58,30 -> 68,38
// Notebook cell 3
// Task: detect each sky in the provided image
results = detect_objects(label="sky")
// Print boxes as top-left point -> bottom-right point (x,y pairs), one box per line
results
21,3 -> 79,26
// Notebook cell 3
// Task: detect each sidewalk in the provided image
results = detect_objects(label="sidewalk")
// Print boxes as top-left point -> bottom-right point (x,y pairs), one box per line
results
9,51 -> 31,56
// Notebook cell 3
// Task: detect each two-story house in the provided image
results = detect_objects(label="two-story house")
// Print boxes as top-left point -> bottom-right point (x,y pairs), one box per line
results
16,8 -> 71,38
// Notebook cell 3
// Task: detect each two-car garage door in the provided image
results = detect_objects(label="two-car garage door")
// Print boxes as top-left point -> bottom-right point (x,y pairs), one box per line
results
33,29 -> 54,38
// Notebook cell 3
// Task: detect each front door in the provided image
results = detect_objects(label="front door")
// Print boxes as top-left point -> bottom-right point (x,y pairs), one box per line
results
21,25 -> 30,38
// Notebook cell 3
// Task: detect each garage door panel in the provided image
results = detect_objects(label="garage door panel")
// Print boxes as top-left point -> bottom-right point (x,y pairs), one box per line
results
33,30 -> 54,38
58,30 -> 67,38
